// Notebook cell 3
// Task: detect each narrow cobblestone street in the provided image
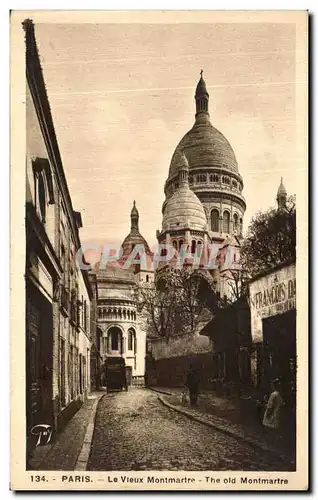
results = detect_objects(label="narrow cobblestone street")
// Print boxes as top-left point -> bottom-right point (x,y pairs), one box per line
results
87,388 -> 292,472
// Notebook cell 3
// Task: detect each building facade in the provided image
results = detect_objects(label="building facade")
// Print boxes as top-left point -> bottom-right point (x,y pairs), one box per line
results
94,202 -> 154,383
249,261 -> 296,397
24,20 -> 94,459
146,73 -> 247,385
156,72 -> 246,293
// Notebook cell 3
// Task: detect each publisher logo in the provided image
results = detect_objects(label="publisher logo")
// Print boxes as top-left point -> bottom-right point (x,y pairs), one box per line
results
30,424 -> 53,447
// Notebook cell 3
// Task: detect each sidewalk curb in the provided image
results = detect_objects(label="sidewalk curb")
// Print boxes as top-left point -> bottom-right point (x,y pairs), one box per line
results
75,394 -> 104,471
147,387 -> 175,396
158,395 -> 294,465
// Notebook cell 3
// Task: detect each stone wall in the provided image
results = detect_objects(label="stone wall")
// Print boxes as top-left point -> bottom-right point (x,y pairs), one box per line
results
146,332 -> 213,388
153,352 -> 216,388
148,332 -> 211,360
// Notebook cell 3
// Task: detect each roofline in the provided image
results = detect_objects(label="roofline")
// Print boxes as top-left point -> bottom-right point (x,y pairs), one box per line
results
249,259 -> 296,284
81,269 -> 93,300
23,19 -> 82,252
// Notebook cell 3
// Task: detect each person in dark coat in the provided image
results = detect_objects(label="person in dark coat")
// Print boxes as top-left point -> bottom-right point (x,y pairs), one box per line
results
186,365 -> 201,407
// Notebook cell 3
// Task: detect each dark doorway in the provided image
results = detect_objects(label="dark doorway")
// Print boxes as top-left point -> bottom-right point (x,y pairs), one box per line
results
262,309 -> 296,394
262,309 -> 296,458
26,281 -> 53,461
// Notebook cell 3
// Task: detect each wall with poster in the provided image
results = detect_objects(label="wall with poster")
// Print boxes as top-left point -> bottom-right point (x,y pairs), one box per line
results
249,262 -> 296,344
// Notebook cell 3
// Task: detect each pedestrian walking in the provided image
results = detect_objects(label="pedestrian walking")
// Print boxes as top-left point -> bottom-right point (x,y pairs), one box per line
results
262,378 -> 285,443
186,364 -> 201,407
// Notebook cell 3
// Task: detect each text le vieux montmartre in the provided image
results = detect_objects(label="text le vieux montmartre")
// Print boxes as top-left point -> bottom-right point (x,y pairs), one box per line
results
105,476 -> 289,485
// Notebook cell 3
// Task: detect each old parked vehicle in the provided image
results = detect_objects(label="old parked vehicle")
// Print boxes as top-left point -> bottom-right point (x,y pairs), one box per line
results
104,357 -> 128,392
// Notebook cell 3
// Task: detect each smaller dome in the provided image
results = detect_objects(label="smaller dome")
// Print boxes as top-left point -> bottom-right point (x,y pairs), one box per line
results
96,261 -> 136,284
122,200 -> 151,255
162,152 -> 207,232
122,230 -> 150,255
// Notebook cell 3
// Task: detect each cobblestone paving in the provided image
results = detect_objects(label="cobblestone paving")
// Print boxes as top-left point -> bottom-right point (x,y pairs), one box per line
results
87,388 -> 291,471
31,394 -> 103,471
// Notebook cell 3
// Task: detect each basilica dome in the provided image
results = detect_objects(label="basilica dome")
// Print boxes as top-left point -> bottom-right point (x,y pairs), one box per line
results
167,73 -> 239,183
162,153 -> 207,232
163,72 -> 246,238
168,120 -> 239,179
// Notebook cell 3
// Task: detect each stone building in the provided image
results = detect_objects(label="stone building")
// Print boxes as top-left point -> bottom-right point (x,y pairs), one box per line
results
157,72 -> 246,293
148,73 -> 247,386
88,271 -> 102,390
249,259 -> 296,397
93,202 -> 154,384
24,19 -> 94,458
199,179 -> 295,399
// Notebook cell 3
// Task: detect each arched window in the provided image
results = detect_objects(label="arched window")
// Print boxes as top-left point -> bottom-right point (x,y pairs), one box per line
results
110,328 -> 120,351
210,174 -> 219,183
197,174 -> 207,183
128,328 -> 135,351
196,240 -> 202,259
191,240 -> 196,254
222,176 -> 230,185
178,239 -> 184,251
146,274 -> 149,283
172,240 -> 178,249
223,211 -> 230,233
233,213 -> 239,232
211,209 -> 219,232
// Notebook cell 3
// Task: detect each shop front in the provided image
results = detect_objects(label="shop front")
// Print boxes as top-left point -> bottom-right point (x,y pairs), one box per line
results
200,297 -> 252,395
249,261 -> 296,402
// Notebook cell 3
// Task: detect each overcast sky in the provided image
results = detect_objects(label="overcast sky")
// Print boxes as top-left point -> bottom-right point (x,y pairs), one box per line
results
34,21 -> 300,249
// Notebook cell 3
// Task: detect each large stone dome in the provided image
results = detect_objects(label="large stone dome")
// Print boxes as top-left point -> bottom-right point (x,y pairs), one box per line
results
168,118 -> 238,179
163,72 -> 246,238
